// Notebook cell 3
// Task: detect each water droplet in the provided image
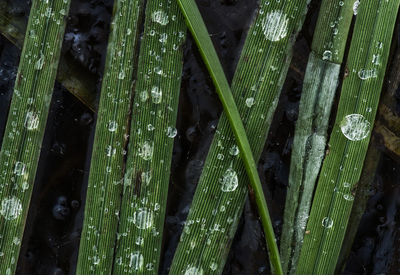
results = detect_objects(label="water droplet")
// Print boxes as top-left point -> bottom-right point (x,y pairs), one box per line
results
140,90 -> 148,102
340,114 -> 370,141
138,141 -> 154,160
220,168 -> 239,192
133,208 -> 153,229
118,70 -> 125,80
147,124 -> 155,131
210,262 -> 218,271
343,194 -> 354,201
129,252 -> 144,271
353,0 -> 360,15
184,266 -> 204,275
1,196 -> 22,220
35,54 -> 45,70
141,171 -> 152,186
14,161 -> 26,176
372,54 -> 381,65
322,217 -> 333,228
261,10 -> 289,42
151,86 -> 162,104
21,182 -> 29,191
135,236 -> 144,246
108,120 -> 118,132
229,145 -> 239,156
358,68 -> 377,80
245,97 -> 255,108
24,111 -> 39,130
166,126 -> 177,138
322,50 -> 332,61
151,10 -> 169,26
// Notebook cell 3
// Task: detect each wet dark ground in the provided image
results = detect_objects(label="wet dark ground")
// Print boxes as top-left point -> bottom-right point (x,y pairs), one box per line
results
0,0 -> 399,274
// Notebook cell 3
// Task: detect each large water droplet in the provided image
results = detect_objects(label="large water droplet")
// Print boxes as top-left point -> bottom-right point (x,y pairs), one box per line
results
322,217 -> 333,228
24,111 -> 39,130
133,208 -> 154,229
261,10 -> 289,42
138,141 -> 154,161
1,196 -> 22,220
184,266 -> 204,275
151,86 -> 162,104
129,252 -> 144,271
340,114 -> 370,141
151,10 -> 169,26
14,161 -> 26,176
220,168 -> 239,192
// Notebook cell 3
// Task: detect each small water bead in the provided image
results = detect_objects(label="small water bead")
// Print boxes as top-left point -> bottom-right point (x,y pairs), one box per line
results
151,86 -> 162,104
372,54 -> 381,65
133,208 -> 154,229
24,111 -> 39,130
220,168 -> 239,192
140,90 -> 148,102
322,50 -> 332,61
152,10 -> 169,26
14,161 -> 26,176
166,126 -> 177,138
210,262 -> 218,271
21,182 -> 29,191
147,124 -> 155,131
245,97 -> 255,108
353,0 -> 360,15
159,33 -> 168,43
229,145 -> 239,156
217,153 -> 224,160
358,68 -> 377,80
141,171 -> 152,186
128,252 -> 144,271
135,236 -> 144,246
322,217 -> 333,228
261,10 -> 289,42
340,114 -> 371,141
339,1 -> 344,6
35,54 -> 44,70
138,141 -> 154,160
343,194 -> 354,201
1,196 -> 22,220
184,266 -> 204,275
118,70 -> 125,80
108,120 -> 118,132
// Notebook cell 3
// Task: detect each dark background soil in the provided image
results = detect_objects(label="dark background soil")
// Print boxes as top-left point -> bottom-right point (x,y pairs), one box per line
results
0,0 -> 399,274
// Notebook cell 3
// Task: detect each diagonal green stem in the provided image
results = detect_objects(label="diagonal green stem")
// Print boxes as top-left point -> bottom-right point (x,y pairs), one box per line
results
176,0 -> 282,273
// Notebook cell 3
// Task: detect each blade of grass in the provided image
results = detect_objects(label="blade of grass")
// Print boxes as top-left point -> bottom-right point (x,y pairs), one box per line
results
170,0 -> 310,274
297,0 -> 400,273
175,0 -> 282,273
337,44 -> 400,271
0,0 -> 71,274
111,0 -> 186,273
280,1 -> 355,273
76,0 -> 144,273
0,0 -> 97,112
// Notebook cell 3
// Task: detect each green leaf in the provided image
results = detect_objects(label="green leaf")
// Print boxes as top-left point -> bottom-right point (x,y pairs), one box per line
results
280,1 -> 355,273
111,0 -> 186,273
76,0 -> 145,273
0,0 -> 71,274
297,0 -> 400,273
170,0 -> 310,274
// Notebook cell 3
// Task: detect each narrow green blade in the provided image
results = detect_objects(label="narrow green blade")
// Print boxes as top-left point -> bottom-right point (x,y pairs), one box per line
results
0,0 -> 71,273
112,0 -> 186,273
76,0 -> 144,273
280,1 -> 355,273
171,0 -> 310,274
297,0 -> 400,273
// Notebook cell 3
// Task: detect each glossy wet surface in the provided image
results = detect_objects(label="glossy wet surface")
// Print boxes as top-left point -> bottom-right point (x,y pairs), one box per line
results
0,0 -> 399,274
